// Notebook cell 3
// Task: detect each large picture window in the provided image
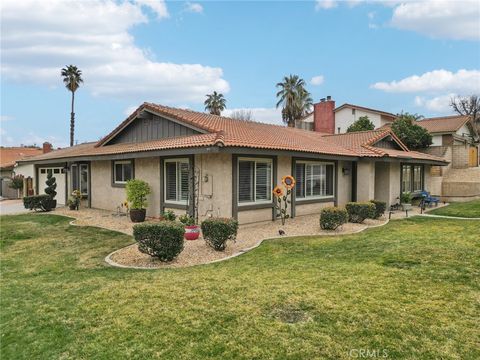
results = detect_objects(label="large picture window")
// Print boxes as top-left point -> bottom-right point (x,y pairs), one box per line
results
401,164 -> 423,193
113,160 -> 133,184
238,158 -> 272,204
295,161 -> 334,199
164,159 -> 190,203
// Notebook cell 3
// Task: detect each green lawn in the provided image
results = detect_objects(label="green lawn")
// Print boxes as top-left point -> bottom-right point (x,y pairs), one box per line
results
1,214 -> 479,360
428,199 -> 480,218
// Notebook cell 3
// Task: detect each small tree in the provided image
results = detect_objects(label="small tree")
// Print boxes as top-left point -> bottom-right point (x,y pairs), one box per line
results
346,116 -> 375,132
126,179 -> 151,210
230,109 -> 253,121
450,95 -> 480,133
391,113 -> 432,150
44,172 -> 57,200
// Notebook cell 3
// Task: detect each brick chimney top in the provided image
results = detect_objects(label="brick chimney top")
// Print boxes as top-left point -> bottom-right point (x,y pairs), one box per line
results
313,97 -> 335,134
42,142 -> 52,154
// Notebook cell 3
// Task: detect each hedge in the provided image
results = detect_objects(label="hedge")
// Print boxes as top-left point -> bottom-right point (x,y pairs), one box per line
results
201,217 -> 238,251
320,207 -> 348,230
133,222 -> 185,262
370,200 -> 387,219
345,202 -> 376,223
23,195 -> 53,212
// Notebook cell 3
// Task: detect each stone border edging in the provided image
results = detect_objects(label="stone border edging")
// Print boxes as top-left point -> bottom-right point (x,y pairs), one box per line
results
104,218 -> 391,270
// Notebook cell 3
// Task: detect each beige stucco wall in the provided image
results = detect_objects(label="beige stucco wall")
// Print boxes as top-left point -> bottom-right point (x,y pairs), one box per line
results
90,160 -> 126,213
134,157 -> 161,217
238,208 -> 272,224
356,160 -> 375,202
337,160 -> 352,206
335,108 -> 382,133
295,201 -> 334,216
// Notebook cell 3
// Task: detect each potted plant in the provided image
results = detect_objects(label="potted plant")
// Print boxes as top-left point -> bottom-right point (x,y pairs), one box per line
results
179,214 -> 200,240
126,179 -> 151,222
400,191 -> 412,211
44,171 -> 57,209
67,190 -> 81,210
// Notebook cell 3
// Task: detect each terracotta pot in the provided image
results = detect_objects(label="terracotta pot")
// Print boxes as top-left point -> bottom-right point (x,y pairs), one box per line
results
184,225 -> 200,240
130,208 -> 146,223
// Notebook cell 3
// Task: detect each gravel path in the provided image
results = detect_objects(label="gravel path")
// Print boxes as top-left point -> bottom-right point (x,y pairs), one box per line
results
53,207 -> 387,269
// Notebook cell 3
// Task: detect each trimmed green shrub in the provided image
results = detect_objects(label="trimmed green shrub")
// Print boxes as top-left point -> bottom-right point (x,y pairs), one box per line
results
179,214 -> 195,226
201,217 -> 239,251
44,172 -> 57,200
320,207 -> 348,230
23,195 -> 52,212
345,202 -> 376,223
162,210 -> 176,221
400,192 -> 412,204
370,200 -> 387,219
133,222 -> 185,262
126,179 -> 151,209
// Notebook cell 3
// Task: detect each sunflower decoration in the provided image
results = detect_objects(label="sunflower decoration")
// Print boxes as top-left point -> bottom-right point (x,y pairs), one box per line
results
282,175 -> 295,189
273,186 -> 284,197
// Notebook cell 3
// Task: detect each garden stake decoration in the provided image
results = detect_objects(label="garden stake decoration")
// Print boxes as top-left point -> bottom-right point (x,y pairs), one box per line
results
273,175 -> 296,226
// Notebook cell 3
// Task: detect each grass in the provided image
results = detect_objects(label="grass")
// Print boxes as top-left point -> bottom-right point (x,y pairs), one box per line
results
1,214 -> 479,360
428,200 -> 480,218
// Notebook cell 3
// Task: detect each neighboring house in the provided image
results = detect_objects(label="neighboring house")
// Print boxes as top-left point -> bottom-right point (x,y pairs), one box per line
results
0,145 -> 48,198
296,96 -> 396,134
17,102 -> 446,224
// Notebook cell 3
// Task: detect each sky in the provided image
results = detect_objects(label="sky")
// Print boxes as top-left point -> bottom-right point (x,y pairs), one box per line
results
1,0 -> 479,148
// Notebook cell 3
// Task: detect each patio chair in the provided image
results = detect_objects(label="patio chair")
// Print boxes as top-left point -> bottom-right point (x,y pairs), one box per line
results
419,191 -> 439,207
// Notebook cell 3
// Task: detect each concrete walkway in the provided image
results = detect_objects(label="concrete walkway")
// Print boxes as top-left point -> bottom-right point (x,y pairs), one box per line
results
0,199 -> 29,216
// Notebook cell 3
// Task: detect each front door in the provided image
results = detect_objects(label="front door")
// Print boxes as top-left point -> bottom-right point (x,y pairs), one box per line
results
70,163 -> 90,206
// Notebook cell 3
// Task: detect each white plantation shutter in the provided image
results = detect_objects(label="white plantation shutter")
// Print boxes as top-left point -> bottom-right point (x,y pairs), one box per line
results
238,161 -> 254,202
165,162 -> 177,201
295,163 -> 305,198
179,162 -> 190,201
296,162 -> 334,199
255,162 -> 271,201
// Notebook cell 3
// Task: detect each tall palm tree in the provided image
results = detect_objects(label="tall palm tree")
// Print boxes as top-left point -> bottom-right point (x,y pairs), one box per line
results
61,65 -> 84,146
204,91 -> 226,115
276,75 -> 312,127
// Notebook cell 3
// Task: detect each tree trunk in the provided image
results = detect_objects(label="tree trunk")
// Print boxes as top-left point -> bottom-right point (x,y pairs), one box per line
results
70,91 -> 75,147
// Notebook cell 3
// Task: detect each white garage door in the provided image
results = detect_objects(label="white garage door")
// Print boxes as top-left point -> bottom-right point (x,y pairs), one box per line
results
38,167 -> 66,205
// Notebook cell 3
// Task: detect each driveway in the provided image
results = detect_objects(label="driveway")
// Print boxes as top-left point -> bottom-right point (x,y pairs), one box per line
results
0,199 -> 29,215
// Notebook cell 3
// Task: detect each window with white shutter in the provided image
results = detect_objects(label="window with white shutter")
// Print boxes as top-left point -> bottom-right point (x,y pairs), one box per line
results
164,159 -> 190,203
238,158 -> 272,204
295,161 -> 334,199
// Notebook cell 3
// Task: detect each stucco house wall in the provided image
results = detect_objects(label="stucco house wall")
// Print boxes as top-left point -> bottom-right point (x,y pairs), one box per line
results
335,108 -> 383,133
90,160 -> 126,215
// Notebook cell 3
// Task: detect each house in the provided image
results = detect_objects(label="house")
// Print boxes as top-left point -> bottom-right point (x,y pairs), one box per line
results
0,144 -> 49,198
16,102 -> 447,224
296,97 -> 396,133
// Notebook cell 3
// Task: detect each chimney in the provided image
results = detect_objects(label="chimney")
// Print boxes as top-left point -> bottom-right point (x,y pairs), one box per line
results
42,142 -> 52,154
313,96 -> 335,134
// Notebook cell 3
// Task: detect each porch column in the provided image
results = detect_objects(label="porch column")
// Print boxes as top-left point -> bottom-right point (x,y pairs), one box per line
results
356,160 -> 375,202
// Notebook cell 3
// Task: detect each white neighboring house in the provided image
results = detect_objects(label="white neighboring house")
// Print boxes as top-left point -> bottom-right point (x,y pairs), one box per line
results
296,97 -> 396,134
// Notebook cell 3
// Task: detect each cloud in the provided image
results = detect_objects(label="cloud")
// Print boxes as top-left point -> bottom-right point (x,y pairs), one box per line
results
310,75 -> 325,86
414,94 -> 456,113
315,0 -> 338,10
391,0 -> 480,41
1,0 -> 229,104
185,2 -> 203,13
223,108 -> 282,125
371,69 -> 480,93
0,115 -> 14,122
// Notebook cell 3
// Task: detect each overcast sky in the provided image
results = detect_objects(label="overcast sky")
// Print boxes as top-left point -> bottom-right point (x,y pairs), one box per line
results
1,0 -> 479,147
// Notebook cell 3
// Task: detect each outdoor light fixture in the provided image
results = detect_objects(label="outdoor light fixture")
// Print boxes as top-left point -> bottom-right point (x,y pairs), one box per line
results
342,167 -> 350,176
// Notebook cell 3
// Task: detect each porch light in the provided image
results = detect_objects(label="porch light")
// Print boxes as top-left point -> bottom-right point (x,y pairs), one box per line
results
342,167 -> 350,176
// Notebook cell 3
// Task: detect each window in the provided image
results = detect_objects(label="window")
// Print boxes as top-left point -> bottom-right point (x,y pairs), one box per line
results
295,161 -> 334,199
113,160 -> 133,184
71,164 -> 78,190
40,169 -> 46,174
401,164 -> 423,193
80,164 -> 88,195
238,158 -> 272,204
164,159 -> 190,203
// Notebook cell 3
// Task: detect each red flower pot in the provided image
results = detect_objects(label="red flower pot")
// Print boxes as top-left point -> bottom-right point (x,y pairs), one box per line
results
184,225 -> 200,240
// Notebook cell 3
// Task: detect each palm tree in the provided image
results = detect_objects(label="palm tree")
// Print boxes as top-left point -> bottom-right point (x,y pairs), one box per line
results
204,91 -> 226,115
276,75 -> 312,127
61,65 -> 84,146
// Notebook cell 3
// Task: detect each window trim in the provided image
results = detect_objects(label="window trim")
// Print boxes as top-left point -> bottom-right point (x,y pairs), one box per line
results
163,158 -> 190,205
295,160 -> 335,202
79,163 -> 89,196
237,157 -> 273,206
400,163 -> 424,194
111,159 -> 134,187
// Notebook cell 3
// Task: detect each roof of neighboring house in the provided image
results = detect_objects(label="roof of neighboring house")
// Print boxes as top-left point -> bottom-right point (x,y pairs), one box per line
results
416,115 -> 471,134
334,103 -> 397,119
19,103 -> 447,164
0,147 -> 43,169
323,129 -> 445,162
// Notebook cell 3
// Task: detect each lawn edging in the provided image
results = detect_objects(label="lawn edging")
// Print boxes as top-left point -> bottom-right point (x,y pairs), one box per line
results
104,218 -> 390,270
418,214 -> 480,220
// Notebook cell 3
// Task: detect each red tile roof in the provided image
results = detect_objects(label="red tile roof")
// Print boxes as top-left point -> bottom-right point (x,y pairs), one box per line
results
416,115 -> 471,133
20,103 -> 447,164
0,147 -> 43,169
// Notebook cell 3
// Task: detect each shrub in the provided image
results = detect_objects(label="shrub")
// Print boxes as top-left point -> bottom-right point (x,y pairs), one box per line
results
320,207 -> 348,230
44,172 -> 57,200
369,200 -> 387,219
23,195 -> 52,212
346,116 -> 375,133
345,202 -> 376,223
400,192 -> 412,204
179,214 -> 195,226
126,179 -> 151,209
133,222 -> 185,262
201,217 -> 239,251
9,175 -> 24,190
162,210 -> 176,221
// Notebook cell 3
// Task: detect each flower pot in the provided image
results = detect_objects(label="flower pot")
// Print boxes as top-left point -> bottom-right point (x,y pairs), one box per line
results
69,204 -> 77,210
401,203 -> 412,211
184,225 -> 200,240
130,208 -> 146,223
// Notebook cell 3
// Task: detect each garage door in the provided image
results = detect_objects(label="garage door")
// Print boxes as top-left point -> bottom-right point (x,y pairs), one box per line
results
38,167 -> 66,205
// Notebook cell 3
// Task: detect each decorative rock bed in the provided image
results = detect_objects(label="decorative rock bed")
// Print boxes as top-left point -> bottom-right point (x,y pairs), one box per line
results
52,207 -> 388,269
